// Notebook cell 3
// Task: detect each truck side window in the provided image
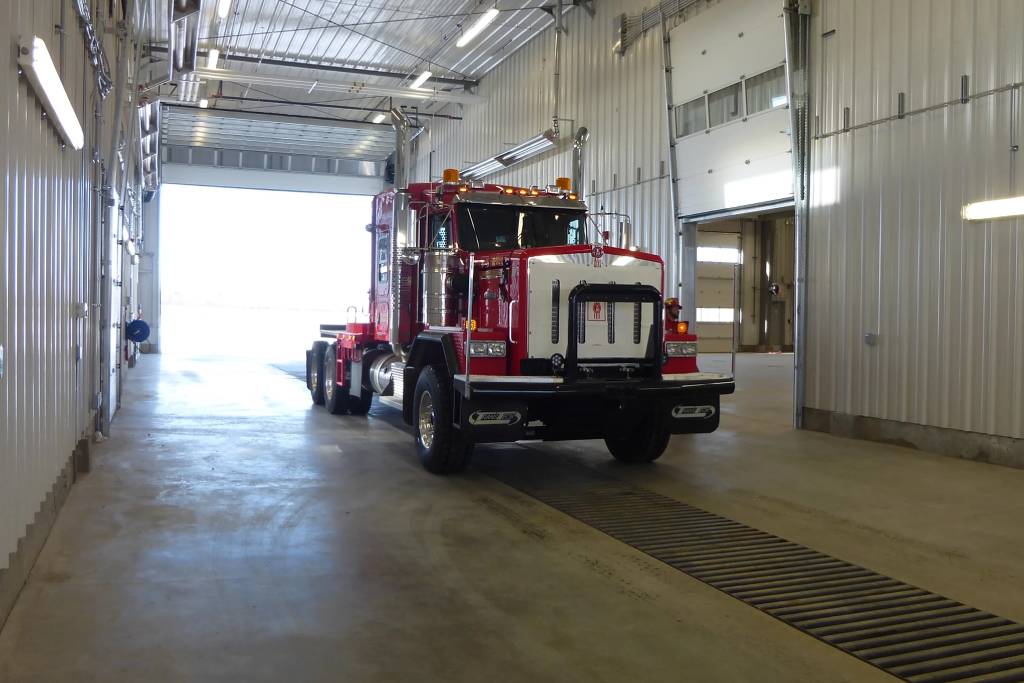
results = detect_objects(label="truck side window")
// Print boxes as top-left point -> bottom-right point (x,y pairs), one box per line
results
429,212 -> 451,249
377,233 -> 389,283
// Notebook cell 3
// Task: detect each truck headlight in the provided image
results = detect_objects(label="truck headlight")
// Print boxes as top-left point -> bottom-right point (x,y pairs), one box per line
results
469,341 -> 507,357
665,341 -> 697,357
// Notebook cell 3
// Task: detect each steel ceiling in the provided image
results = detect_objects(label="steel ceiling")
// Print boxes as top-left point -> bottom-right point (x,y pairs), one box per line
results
147,1 -> 559,110
149,1 -> 563,168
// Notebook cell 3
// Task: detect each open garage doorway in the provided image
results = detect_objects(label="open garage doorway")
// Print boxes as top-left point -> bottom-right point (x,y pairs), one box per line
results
159,185 -> 372,371
693,210 -> 796,425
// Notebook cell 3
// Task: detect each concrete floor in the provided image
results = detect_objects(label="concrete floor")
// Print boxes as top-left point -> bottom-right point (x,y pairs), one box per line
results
1,353 -> 1023,682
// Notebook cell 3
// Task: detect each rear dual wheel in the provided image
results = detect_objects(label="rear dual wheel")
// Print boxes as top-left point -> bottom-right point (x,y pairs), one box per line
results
308,341 -> 328,405
322,344 -> 374,416
323,345 -> 347,415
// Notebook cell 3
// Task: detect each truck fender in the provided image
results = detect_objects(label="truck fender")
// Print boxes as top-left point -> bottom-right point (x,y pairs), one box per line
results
401,333 -> 460,425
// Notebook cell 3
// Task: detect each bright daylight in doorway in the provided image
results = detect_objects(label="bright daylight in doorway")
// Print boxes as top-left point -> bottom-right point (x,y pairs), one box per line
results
160,185 -> 371,362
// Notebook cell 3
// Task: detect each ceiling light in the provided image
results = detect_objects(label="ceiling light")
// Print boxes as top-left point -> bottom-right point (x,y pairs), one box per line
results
962,196 -> 1024,221
216,0 -> 231,19
372,112 -> 386,124
199,98 -> 209,108
192,67 -> 483,104
206,48 -> 219,69
17,35 -> 84,149
456,7 -> 500,48
410,70 -> 432,90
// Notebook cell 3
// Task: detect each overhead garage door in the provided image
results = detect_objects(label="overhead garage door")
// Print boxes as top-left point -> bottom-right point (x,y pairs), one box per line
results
670,0 -> 793,220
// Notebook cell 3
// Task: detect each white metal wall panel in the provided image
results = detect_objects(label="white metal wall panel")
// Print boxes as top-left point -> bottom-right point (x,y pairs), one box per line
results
1,1 -> 92,570
0,0 -> 140,572
806,0 -> 1024,439
669,0 -> 792,217
410,1 -> 679,293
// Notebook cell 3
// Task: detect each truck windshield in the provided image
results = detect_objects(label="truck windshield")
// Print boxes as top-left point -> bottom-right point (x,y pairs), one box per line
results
456,204 -> 587,251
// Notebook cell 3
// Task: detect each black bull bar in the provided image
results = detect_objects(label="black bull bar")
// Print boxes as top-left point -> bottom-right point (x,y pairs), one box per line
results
564,282 -> 663,382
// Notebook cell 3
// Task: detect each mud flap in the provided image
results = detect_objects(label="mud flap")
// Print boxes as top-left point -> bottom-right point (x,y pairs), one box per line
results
663,394 -> 721,434
459,397 -> 529,444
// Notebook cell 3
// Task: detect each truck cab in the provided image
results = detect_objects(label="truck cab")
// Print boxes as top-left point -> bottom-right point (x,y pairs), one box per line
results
306,111 -> 732,474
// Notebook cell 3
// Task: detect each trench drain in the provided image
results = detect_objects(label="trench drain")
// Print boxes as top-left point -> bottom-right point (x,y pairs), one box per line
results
490,466 -> 1024,682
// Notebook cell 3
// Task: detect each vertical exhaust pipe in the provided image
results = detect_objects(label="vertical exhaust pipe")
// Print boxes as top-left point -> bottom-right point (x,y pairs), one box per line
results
551,0 -> 564,137
571,126 -> 589,195
390,108 -> 414,361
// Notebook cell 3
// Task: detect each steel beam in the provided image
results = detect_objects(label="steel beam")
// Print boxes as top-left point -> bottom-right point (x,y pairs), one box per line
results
147,46 -> 477,88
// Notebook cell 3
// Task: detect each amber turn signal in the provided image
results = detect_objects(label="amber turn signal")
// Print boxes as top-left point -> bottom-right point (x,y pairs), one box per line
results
677,321 -> 689,335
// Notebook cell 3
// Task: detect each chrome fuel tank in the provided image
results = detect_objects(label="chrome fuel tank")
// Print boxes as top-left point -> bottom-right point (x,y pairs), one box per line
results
421,250 -> 460,327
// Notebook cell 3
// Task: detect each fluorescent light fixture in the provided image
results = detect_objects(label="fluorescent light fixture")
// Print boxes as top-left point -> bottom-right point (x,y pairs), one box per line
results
410,70 -> 432,90
962,195 -> 1024,221
17,35 -> 84,150
192,67 -> 483,104
206,48 -> 220,69
461,158 -> 505,178
460,129 -> 557,180
456,7 -> 500,47
372,112 -> 386,124
199,98 -> 209,108
216,0 -> 231,19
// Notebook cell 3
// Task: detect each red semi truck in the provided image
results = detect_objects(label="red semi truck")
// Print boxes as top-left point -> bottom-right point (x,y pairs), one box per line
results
306,110 -> 734,473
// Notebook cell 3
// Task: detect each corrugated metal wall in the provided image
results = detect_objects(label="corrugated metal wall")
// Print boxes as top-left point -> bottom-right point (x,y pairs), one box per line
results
806,0 -> 1024,439
411,0 -> 679,291
1,0 -> 136,571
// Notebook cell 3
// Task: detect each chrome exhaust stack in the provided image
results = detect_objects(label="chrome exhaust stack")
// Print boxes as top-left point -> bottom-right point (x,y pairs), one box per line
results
571,126 -> 590,195
390,107 -> 415,361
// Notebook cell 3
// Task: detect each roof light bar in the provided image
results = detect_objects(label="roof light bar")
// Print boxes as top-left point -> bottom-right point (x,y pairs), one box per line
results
460,129 -> 557,180
17,35 -> 84,150
962,196 -> 1024,221
410,70 -> 432,90
457,7 -> 500,48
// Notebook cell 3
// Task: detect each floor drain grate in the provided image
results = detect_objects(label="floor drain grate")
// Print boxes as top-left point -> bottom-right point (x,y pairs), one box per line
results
493,468 -> 1024,682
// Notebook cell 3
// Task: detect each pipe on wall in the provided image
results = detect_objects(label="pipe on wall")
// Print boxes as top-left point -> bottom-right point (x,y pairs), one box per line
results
660,17 -> 686,307
783,0 -> 811,428
551,0 -> 564,138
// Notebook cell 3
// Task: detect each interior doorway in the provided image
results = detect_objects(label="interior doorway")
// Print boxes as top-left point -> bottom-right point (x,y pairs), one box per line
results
695,211 -> 796,354
159,185 -> 372,364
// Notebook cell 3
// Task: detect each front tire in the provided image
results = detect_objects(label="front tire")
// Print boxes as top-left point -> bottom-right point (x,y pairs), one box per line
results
413,364 -> 473,474
605,415 -> 670,463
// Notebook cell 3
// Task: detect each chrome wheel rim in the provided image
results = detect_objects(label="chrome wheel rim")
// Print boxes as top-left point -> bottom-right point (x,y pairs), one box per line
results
418,391 -> 435,450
